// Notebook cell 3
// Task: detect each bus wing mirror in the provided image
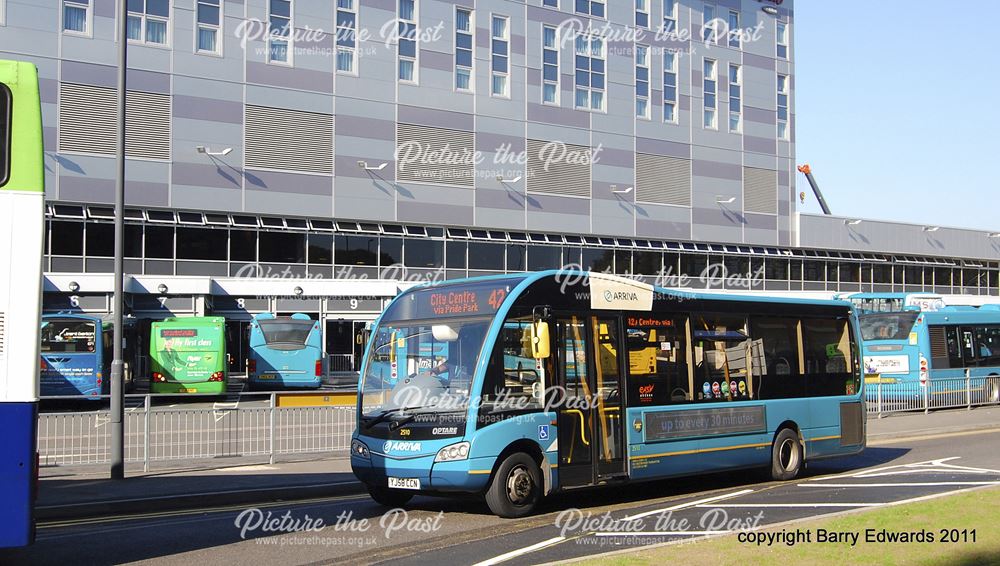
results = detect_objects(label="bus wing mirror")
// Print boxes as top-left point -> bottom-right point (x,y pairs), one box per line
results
531,321 -> 550,359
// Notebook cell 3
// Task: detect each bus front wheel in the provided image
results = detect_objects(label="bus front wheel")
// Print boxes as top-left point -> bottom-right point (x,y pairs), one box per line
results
770,428 -> 803,481
367,485 -> 414,508
485,452 -> 542,518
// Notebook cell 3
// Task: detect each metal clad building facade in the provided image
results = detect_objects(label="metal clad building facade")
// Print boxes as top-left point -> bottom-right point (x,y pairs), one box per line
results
1,0 -> 795,243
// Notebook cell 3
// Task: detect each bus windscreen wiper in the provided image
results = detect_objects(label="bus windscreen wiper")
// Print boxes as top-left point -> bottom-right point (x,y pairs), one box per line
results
362,406 -> 426,430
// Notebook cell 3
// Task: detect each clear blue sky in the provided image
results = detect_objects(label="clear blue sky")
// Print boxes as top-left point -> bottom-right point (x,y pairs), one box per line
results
794,2 -> 1000,230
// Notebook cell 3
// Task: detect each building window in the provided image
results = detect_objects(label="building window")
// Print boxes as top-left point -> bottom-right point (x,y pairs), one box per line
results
63,0 -> 91,35
702,3 -> 716,43
729,64 -> 741,133
398,0 -> 417,82
127,0 -> 170,46
574,33 -> 605,111
491,15 -> 509,97
575,0 -> 604,18
663,0 -> 676,35
268,0 -> 291,64
195,0 -> 221,54
728,10 -> 740,48
336,0 -> 357,73
663,51 -> 677,123
455,8 -> 473,91
703,58 -> 717,129
635,44 -> 649,119
635,0 -> 649,28
543,0 -> 557,7
777,21 -> 789,59
777,73 -> 789,140
542,25 -> 559,104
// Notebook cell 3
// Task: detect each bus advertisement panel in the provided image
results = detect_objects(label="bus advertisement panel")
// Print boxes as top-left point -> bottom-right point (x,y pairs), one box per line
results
351,271 -> 864,518
248,313 -> 323,390
150,317 -> 227,394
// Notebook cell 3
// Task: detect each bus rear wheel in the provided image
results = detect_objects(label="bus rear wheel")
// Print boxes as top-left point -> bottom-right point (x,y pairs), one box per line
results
770,428 -> 803,481
367,485 -> 414,508
485,452 -> 542,518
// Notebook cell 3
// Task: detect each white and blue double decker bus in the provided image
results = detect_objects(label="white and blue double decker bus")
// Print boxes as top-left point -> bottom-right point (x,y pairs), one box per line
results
247,313 -> 323,390
0,60 -> 44,548
860,307 -> 1000,407
352,271 -> 865,517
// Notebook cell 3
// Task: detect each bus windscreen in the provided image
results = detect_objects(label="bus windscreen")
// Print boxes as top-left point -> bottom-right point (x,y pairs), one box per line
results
40,320 -> 96,353
860,312 -> 919,341
259,319 -> 313,347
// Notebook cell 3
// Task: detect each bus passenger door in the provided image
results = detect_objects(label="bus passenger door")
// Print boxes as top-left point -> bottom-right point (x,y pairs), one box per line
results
554,316 -> 626,489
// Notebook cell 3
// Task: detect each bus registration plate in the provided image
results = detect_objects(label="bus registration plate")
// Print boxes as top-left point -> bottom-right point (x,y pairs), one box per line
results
388,477 -> 420,490
258,374 -> 276,380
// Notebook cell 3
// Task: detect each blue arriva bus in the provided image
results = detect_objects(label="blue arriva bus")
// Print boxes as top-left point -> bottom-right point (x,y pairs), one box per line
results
352,271 -> 865,517
40,314 -> 139,398
247,313 -> 323,390
860,306 -> 1000,406
0,60 -> 44,548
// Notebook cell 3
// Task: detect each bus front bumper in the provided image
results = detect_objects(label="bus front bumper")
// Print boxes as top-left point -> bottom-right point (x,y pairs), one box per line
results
351,452 -> 492,493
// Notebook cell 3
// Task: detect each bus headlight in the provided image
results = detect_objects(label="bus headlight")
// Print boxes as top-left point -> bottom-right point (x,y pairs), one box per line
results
434,442 -> 470,463
351,439 -> 370,459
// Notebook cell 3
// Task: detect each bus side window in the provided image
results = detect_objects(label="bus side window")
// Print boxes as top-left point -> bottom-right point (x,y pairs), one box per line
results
625,320 -> 688,405
974,326 -> 1000,366
961,329 -> 977,365
945,327 -> 963,368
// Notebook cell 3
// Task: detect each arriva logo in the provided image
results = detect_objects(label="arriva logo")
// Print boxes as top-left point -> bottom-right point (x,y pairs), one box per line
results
604,290 -> 639,302
383,440 -> 423,452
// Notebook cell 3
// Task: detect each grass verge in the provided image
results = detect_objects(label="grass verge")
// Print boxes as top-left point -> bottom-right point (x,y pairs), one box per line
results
578,487 -> 1000,566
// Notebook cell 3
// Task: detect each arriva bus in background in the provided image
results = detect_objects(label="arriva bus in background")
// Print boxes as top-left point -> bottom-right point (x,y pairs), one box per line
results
351,271 -> 865,518
247,313 -> 323,390
839,292 -> 946,314
0,60 -> 44,548
860,306 -> 1000,407
40,314 -> 140,398
150,317 -> 228,394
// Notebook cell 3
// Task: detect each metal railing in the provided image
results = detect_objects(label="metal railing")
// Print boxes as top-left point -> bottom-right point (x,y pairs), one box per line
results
38,393 -> 356,470
867,370 -> 1000,417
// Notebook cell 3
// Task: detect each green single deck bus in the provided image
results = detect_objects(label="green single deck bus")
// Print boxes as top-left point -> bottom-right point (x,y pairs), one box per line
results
150,317 -> 228,394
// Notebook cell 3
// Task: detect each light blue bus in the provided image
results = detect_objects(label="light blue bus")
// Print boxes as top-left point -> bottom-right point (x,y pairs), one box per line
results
860,306 -> 1000,407
352,271 -> 865,517
247,313 -> 323,390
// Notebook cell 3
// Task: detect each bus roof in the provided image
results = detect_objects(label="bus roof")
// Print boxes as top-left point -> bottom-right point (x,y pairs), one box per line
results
41,313 -> 103,322
919,308 -> 1000,324
396,270 -> 852,313
154,316 -> 226,325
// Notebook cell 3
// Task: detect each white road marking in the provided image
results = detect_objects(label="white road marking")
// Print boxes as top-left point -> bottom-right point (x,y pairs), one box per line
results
800,481 -> 1000,488
594,531 -> 733,537
698,503 -> 883,508
621,489 -> 754,522
472,536 -> 566,566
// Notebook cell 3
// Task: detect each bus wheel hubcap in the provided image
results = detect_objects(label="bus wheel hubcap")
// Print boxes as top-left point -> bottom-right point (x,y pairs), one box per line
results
779,439 -> 797,471
507,466 -> 533,504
